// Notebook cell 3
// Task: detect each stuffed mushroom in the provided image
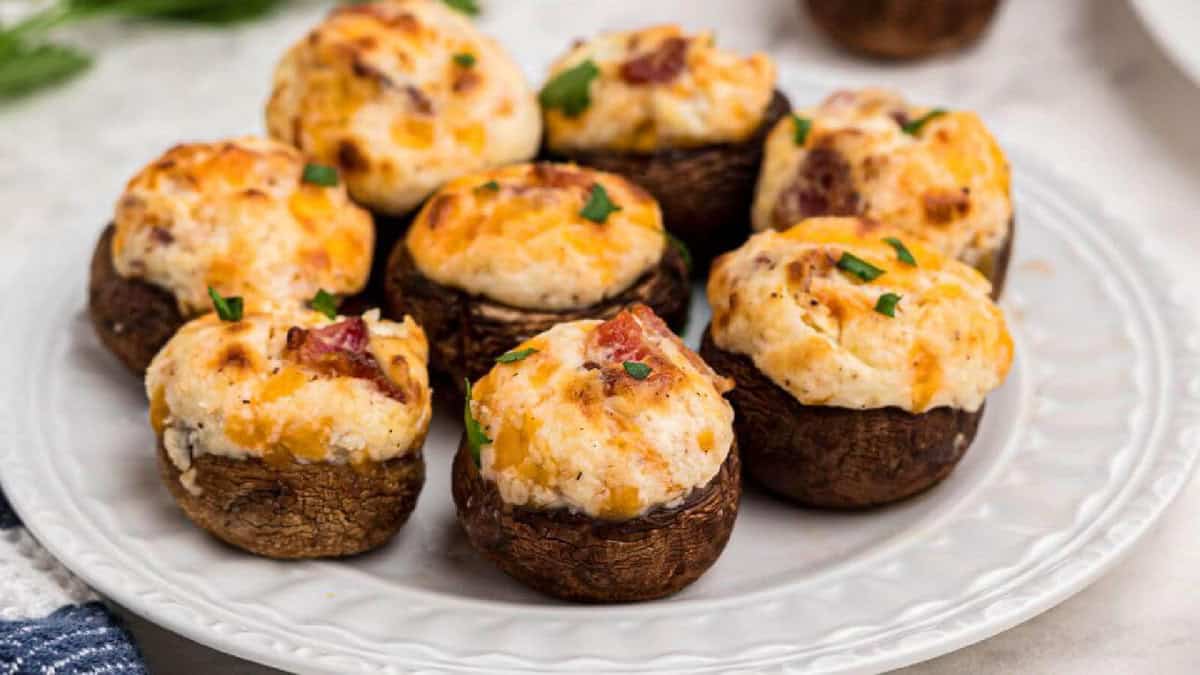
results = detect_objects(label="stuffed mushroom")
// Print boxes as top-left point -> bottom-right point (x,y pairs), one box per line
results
753,88 -> 1013,294
539,25 -> 789,264
266,0 -> 541,267
384,162 -> 690,390
805,0 -> 1003,60
702,217 -> 1012,508
454,304 -> 739,602
88,136 -> 373,375
147,307 -> 431,558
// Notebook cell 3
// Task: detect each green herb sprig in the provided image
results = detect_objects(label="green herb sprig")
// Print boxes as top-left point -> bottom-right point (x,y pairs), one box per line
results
791,114 -> 811,146
882,237 -> 916,266
310,289 -> 338,320
0,0 -> 283,100
901,109 -> 947,136
453,52 -> 476,68
496,347 -> 537,363
874,292 -> 901,317
208,286 -> 243,322
539,59 -> 599,117
622,361 -> 652,380
580,183 -> 621,223
301,163 -> 339,187
442,0 -> 480,16
463,379 -> 492,467
836,252 -> 885,282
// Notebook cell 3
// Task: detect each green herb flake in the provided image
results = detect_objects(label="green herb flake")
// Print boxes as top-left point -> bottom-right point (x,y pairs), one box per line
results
301,162 -> 339,187
539,59 -> 599,117
496,347 -> 537,363
452,52 -> 476,68
665,231 -> 693,272
442,0 -> 480,15
882,237 -> 917,266
902,108 -> 947,136
310,289 -> 338,319
836,252 -> 886,282
476,180 -> 500,193
791,114 -> 812,146
580,183 -> 621,223
208,287 -> 244,322
463,379 -> 492,467
874,292 -> 902,317
622,361 -> 652,380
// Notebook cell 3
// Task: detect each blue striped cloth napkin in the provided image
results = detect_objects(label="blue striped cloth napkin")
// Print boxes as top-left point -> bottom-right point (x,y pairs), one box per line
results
0,490 -> 146,674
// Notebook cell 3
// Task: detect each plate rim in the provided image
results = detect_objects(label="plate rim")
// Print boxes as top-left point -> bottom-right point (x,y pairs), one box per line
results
1,145 -> 1197,674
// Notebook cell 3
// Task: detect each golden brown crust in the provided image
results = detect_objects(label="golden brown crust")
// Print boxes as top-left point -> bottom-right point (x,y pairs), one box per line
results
157,440 -> 424,559
452,436 -> 740,602
544,90 -> 790,266
88,225 -> 185,375
805,0 -> 1003,59
700,329 -> 981,508
383,240 -> 690,391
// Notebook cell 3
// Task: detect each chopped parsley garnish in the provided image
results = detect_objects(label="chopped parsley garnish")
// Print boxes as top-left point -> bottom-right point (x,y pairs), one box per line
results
208,287 -> 243,322
539,59 -> 599,117
453,52 -> 476,68
301,162 -> 339,187
882,237 -> 917,266
622,361 -> 652,380
463,379 -> 491,467
791,114 -> 812,146
442,0 -> 479,16
496,347 -> 537,363
901,109 -> 947,136
874,292 -> 902,317
580,183 -> 621,223
310,289 -> 338,319
476,180 -> 500,193
836,252 -> 885,282
665,231 -> 693,272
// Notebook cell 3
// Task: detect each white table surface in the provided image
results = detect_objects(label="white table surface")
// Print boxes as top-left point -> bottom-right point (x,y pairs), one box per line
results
2,0 -> 1199,672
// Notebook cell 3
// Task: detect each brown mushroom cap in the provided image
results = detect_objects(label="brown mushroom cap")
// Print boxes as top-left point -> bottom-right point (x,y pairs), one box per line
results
157,440 -> 424,559
804,0 -> 1003,60
88,224 -> 185,375
980,216 -> 1014,298
543,90 -> 791,266
383,241 -> 690,392
452,436 -> 740,602
700,329 -> 981,508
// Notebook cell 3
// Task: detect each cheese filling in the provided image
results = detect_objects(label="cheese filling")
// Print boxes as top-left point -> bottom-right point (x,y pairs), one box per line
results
752,88 -> 1012,268
709,217 -> 1013,413
405,163 -> 666,310
469,305 -> 734,520
111,136 -> 373,316
146,309 -> 432,478
266,0 -> 541,215
542,24 -> 777,153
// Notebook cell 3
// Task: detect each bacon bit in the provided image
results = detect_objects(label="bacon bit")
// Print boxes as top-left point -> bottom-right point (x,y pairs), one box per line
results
150,227 -> 174,245
923,188 -> 971,224
590,305 -> 733,395
529,163 -> 593,190
620,37 -> 689,84
405,85 -> 434,115
592,309 -> 654,363
337,140 -> 368,173
285,318 -> 408,402
771,145 -> 861,228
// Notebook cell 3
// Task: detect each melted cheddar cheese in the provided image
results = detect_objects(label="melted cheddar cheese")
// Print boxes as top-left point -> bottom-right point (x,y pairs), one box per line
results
111,136 -> 373,317
752,88 -> 1012,268
146,309 -> 431,482
405,162 -> 666,310
266,0 -> 541,215
470,306 -> 734,519
542,25 -> 776,153
709,217 -> 1012,413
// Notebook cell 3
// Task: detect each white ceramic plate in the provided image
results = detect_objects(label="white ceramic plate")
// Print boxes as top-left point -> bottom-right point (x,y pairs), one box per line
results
1,141 -> 1198,673
1130,0 -> 1200,85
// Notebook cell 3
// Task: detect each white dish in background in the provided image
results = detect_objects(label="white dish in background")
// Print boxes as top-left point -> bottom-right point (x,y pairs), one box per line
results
1130,0 -> 1200,85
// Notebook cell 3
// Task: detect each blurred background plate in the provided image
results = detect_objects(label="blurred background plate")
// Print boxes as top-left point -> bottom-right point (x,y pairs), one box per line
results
1130,0 -> 1200,85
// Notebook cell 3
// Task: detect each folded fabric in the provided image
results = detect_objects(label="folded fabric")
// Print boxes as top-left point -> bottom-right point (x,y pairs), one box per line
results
0,491 -> 146,675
